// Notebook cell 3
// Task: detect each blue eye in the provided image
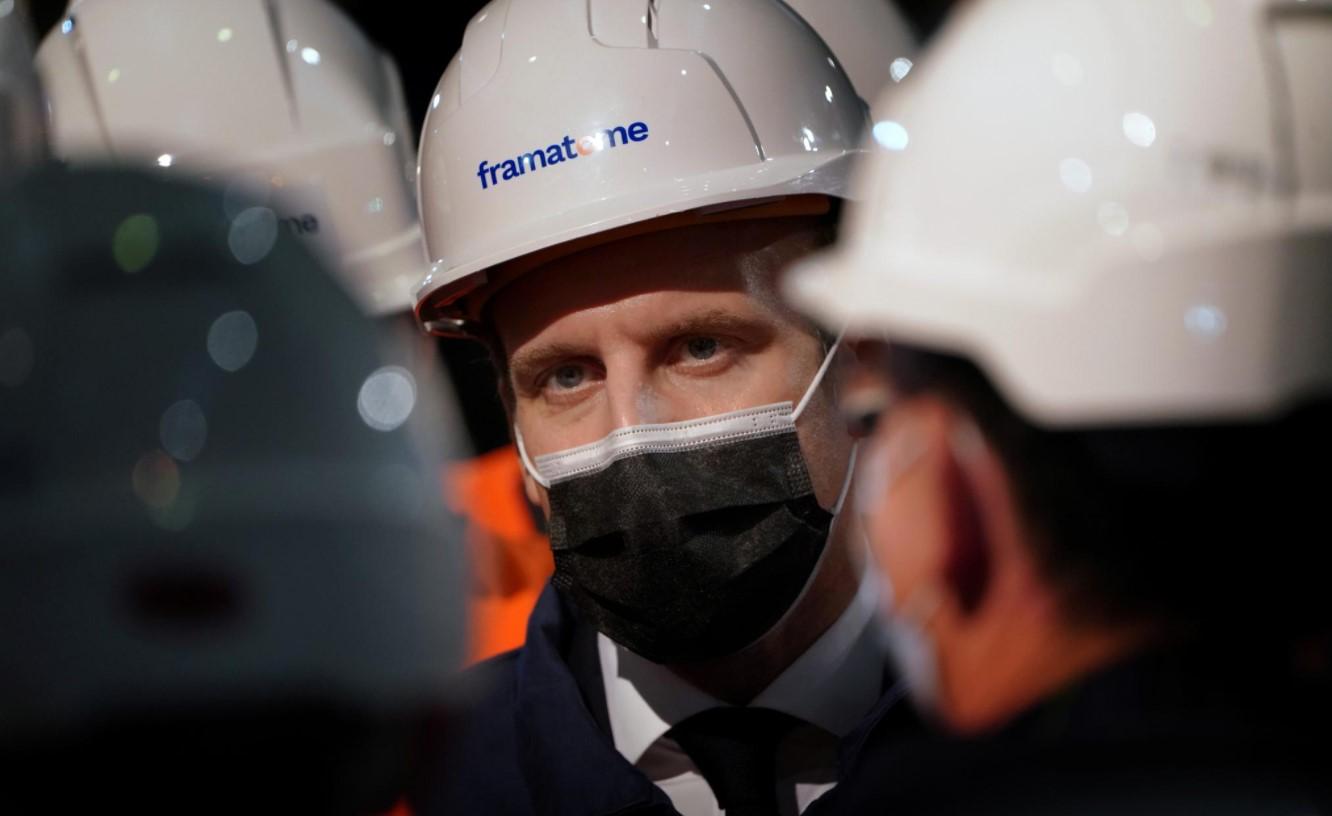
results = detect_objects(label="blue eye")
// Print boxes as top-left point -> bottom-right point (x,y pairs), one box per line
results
686,337 -> 719,361
552,365 -> 584,389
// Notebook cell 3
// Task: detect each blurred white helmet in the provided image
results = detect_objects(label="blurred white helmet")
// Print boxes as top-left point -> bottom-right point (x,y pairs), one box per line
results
36,0 -> 424,315
784,0 -> 917,117
414,0 -> 876,335
0,0 -> 47,177
788,0 -> 1332,426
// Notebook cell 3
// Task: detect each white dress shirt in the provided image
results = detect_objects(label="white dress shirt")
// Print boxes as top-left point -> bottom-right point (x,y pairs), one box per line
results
598,562 -> 886,815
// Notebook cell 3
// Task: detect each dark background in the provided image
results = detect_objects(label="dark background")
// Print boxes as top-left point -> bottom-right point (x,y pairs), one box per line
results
25,0 -> 958,454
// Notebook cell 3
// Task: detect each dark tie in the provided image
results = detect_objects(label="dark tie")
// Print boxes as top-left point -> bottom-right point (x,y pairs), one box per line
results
665,706 -> 803,816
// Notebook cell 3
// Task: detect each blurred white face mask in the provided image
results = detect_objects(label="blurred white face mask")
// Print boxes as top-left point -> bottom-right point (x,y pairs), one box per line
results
880,582 -> 943,717
862,417 -> 974,718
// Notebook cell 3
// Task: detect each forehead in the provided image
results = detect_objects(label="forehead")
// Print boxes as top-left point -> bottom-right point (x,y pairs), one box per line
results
488,218 -> 825,352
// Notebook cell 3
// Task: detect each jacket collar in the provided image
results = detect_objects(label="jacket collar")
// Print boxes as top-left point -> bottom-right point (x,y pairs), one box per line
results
512,584 -> 922,815
514,585 -> 679,816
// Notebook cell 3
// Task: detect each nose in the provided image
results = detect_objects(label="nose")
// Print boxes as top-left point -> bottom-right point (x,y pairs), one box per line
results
603,356 -> 652,430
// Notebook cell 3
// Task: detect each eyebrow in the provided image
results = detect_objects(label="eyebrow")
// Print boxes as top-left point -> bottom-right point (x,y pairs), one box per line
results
508,340 -> 597,385
637,308 -> 776,348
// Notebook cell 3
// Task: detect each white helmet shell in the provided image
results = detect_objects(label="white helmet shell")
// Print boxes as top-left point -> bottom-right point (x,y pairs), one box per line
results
414,0 -> 871,332
783,0 -> 917,117
0,0 -> 47,177
36,0 -> 425,315
788,0 -> 1332,426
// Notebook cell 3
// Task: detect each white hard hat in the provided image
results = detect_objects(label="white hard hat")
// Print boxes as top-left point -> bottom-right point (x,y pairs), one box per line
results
414,0 -> 872,335
784,0 -> 917,117
35,0 -> 425,315
788,0 -> 1332,426
0,0 -> 47,177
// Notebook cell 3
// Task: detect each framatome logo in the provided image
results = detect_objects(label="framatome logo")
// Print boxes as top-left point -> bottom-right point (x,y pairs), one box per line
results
476,121 -> 649,190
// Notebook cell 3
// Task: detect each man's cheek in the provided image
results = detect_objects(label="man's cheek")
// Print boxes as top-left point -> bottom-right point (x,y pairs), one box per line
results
862,434 -> 932,611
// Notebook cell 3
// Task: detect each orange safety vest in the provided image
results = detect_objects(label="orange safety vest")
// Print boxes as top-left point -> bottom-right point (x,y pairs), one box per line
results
445,443 -> 554,665
378,447 -> 554,816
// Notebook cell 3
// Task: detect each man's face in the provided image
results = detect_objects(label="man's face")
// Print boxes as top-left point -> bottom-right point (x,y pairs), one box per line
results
489,217 -> 853,513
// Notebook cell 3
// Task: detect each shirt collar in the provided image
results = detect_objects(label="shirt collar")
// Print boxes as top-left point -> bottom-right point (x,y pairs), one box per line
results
514,586 -> 675,816
599,558 -> 886,765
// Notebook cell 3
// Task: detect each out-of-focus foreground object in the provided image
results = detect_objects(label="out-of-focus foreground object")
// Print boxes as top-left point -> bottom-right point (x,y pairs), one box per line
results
790,0 -> 1332,426
787,0 -> 1332,810
31,0 -> 479,678
445,446 -> 550,664
0,166 -> 466,813
35,0 -> 426,315
0,0 -> 47,176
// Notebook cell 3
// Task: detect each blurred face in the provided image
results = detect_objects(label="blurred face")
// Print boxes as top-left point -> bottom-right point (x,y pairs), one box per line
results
839,345 -> 938,620
490,218 -> 854,514
844,344 -> 1135,732
861,395 -> 946,628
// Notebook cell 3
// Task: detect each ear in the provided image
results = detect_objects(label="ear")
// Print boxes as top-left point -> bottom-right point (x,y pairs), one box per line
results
939,422 -> 992,616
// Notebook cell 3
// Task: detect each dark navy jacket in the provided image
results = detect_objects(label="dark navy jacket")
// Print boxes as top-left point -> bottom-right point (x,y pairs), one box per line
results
409,584 -> 909,816
811,640 -> 1332,815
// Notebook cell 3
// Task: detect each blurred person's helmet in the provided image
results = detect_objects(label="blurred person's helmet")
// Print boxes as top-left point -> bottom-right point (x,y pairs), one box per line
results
0,0 -> 47,177
414,0 -> 887,336
784,0 -> 917,117
35,0 -> 424,315
0,166 -> 465,809
788,0 -> 1332,425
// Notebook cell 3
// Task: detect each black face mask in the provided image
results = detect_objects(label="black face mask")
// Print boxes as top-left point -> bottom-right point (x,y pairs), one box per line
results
517,352 -> 854,665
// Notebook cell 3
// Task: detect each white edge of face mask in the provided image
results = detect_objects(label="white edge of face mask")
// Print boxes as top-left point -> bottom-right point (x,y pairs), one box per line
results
518,329 -> 847,486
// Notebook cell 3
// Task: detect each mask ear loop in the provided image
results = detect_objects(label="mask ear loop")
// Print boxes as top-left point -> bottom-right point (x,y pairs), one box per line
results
830,442 -> 859,517
788,326 -> 857,516
513,426 -> 552,490
791,327 -> 848,423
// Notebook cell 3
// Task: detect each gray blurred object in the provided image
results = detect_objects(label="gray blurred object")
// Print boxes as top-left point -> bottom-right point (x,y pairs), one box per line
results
0,165 -> 466,812
0,0 -> 47,177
